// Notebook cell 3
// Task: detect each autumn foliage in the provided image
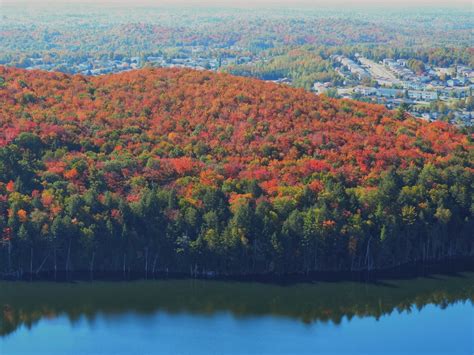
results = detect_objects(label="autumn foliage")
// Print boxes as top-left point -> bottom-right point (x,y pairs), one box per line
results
0,66 -> 472,276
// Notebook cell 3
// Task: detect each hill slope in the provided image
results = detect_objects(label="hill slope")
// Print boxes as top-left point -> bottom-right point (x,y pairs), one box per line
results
0,67 -> 472,276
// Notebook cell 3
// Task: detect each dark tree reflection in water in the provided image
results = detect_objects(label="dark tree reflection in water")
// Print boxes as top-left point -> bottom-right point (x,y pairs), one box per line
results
1,273 -> 473,337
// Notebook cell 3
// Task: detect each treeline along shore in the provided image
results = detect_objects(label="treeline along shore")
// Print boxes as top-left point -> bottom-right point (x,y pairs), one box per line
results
0,67 -> 472,279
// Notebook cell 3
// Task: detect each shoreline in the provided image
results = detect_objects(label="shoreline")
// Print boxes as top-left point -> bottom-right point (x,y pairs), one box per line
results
1,258 -> 472,283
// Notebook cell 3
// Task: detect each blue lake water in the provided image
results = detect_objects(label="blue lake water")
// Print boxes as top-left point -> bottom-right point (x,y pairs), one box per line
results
1,274 -> 473,354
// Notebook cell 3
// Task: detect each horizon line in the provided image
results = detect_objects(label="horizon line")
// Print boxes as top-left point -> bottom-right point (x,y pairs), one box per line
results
3,0 -> 473,9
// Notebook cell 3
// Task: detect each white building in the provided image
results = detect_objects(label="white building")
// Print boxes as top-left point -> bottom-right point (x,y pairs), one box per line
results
407,90 -> 438,101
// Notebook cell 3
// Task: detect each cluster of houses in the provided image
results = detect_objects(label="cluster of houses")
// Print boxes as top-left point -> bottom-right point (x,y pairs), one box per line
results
144,54 -> 254,71
332,55 -> 370,80
331,54 -> 473,99
314,55 -> 474,126
354,87 -> 439,101
351,86 -> 473,126
382,59 -> 430,83
21,50 -> 256,76
353,86 -> 471,101
23,56 -> 141,75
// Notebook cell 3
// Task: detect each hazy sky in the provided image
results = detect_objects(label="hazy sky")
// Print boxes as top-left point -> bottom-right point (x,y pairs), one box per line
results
3,0 -> 472,7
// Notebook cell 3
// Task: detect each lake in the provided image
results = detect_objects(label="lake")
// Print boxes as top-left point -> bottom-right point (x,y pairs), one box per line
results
1,273 -> 473,354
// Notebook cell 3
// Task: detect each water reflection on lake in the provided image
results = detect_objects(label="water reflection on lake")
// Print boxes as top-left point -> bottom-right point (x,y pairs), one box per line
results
1,273 -> 473,354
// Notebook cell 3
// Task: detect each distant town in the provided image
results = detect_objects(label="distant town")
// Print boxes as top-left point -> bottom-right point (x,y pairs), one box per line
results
19,46 -> 252,75
315,54 -> 473,127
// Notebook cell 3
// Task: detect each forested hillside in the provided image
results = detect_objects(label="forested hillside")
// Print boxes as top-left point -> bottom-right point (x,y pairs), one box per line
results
0,66 -> 472,277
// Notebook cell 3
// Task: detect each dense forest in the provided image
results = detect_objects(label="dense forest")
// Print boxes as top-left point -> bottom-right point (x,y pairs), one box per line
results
0,66 -> 472,278
2,6 -> 471,55
225,48 -> 342,90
